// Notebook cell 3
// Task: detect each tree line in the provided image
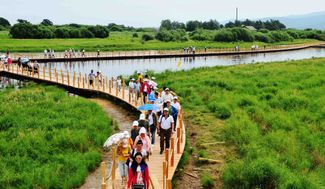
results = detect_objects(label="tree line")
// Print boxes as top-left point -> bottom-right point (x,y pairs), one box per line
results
9,19 -> 109,39
159,19 -> 286,31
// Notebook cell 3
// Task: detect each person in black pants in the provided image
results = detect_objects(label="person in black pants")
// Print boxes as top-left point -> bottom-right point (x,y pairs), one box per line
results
157,108 -> 174,154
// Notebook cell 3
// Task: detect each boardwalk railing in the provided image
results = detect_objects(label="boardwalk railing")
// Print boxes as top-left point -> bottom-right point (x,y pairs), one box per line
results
0,62 -> 187,189
7,42 -> 325,61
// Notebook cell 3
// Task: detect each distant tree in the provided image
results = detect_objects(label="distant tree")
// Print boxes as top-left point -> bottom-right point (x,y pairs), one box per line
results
69,23 -> 81,28
88,25 -> 109,38
186,20 -> 202,31
202,19 -> 220,30
80,27 -> 95,38
142,34 -> 154,41
160,19 -> 173,30
55,27 -> 70,38
0,17 -> 10,27
10,22 -> 37,38
41,19 -> 53,26
17,19 -> 30,24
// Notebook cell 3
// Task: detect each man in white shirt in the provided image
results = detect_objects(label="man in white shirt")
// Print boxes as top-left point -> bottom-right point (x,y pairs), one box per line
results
158,108 -> 174,154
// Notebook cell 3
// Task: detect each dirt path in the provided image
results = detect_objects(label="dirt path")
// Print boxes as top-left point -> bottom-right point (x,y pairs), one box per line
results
79,98 -> 137,189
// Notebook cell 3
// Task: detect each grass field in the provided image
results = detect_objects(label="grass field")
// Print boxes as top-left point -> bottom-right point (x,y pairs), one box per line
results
0,31 -> 319,53
0,84 -> 113,189
155,58 -> 325,188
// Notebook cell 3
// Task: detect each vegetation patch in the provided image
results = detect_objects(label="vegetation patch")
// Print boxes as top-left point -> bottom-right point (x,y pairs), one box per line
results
0,84 -> 113,189
155,58 -> 325,188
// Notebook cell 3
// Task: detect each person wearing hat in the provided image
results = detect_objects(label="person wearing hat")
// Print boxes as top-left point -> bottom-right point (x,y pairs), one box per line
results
137,71 -> 143,84
157,107 -> 174,154
162,88 -> 173,105
130,121 -> 140,143
129,78 -> 135,98
117,138 -> 131,185
138,113 -> 150,134
133,127 -> 152,158
140,79 -> 151,104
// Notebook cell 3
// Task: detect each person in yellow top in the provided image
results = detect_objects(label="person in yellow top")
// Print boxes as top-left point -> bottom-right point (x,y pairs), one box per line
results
117,138 -> 132,185
137,71 -> 143,84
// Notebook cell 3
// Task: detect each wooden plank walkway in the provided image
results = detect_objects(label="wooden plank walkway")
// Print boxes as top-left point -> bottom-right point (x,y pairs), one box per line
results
8,42 -> 325,63
0,63 -> 186,189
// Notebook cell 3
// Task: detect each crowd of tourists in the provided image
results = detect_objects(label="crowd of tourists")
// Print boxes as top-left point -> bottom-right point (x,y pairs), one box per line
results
113,72 -> 181,189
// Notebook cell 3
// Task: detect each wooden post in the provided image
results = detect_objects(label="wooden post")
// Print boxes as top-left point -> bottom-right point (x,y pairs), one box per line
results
73,72 -> 76,87
32,66 -> 34,77
77,76 -> 80,88
122,79 -> 125,100
16,64 -> 19,74
83,77 -> 85,88
111,146 -> 116,189
61,70 -> 64,84
109,78 -> 112,94
105,76 -> 108,92
165,149 -> 169,179
67,72 -> 70,86
167,179 -> 172,189
116,80 -> 118,97
177,128 -> 181,154
171,137 -> 175,167
43,67 -> 45,79
101,161 -> 106,181
48,67 -> 51,80
129,92 -> 131,103
163,161 -> 167,189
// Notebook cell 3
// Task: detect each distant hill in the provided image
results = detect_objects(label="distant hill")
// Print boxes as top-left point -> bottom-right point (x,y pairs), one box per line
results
262,11 -> 325,30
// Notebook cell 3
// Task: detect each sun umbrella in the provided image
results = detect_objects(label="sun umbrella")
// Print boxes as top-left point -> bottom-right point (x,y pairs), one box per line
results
137,104 -> 160,111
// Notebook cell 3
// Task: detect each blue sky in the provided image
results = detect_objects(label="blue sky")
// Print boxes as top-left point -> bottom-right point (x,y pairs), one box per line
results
1,0 -> 325,27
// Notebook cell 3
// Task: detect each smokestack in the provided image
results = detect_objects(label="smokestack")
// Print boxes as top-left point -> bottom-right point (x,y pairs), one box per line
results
236,7 -> 238,21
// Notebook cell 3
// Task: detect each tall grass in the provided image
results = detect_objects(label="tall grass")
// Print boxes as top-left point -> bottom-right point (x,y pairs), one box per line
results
0,31 -> 319,53
0,84 -> 113,189
154,58 -> 325,188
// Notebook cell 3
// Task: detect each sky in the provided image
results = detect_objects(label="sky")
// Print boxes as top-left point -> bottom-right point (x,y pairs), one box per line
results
1,0 -> 325,27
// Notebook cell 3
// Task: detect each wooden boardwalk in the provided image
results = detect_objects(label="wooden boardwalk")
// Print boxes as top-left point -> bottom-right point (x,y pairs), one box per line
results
9,42 -> 325,63
0,63 -> 186,189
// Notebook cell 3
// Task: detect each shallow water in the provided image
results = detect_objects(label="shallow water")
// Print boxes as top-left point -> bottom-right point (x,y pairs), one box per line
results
37,47 -> 325,78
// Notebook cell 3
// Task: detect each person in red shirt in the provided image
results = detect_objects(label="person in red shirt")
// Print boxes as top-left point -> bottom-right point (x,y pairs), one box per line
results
140,79 -> 151,104
127,152 -> 150,189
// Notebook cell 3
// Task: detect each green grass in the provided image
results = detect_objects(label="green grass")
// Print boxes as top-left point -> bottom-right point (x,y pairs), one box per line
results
154,58 -> 325,188
0,31 -> 319,52
0,84 -> 113,189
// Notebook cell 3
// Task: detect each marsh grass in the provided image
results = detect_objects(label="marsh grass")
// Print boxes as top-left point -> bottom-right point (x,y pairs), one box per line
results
155,58 -> 325,188
0,31 -> 319,52
0,84 -> 113,189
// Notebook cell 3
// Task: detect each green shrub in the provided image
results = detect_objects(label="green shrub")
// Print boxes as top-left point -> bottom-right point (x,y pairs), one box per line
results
201,173 -> 215,188
208,101 -> 231,119
270,31 -> 293,42
214,30 -> 236,42
132,32 -> 138,38
142,33 -> 154,41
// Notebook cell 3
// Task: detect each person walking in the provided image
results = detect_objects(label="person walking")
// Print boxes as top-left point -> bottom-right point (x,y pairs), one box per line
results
157,108 -> 174,154
138,113 -> 149,133
129,78 -> 135,98
133,127 -> 151,157
117,138 -> 131,185
140,79 -> 151,104
131,121 -> 140,143
166,99 -> 178,131
88,70 -> 96,87
146,109 -> 157,146
127,152 -> 150,189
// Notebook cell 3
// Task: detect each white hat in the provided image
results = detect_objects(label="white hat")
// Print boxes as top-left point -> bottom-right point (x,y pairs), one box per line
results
173,96 -> 178,100
131,78 -> 135,81
165,88 -> 169,91
137,71 -> 141,74
123,131 -> 130,138
166,99 -> 171,103
151,77 -> 156,80
139,113 -> 145,120
139,127 -> 146,134
133,121 -> 139,126
163,107 -> 169,112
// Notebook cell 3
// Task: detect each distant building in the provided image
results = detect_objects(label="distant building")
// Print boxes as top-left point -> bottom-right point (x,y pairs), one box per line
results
244,26 -> 257,31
